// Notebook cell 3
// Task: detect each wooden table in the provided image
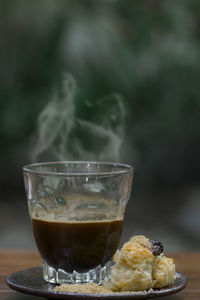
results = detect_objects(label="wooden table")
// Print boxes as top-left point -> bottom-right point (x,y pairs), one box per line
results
0,251 -> 200,299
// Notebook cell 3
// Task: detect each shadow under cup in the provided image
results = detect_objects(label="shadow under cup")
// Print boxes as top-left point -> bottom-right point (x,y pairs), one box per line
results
23,161 -> 133,284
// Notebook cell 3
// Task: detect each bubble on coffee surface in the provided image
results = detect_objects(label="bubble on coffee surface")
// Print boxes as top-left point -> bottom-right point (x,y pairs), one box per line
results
36,185 -> 55,198
82,183 -> 105,193
28,199 -> 48,218
76,202 -> 107,210
35,201 -> 46,210
53,197 -> 67,206
28,199 -> 43,211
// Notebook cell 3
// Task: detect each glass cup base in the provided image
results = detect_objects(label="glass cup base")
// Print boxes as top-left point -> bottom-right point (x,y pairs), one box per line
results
42,261 -> 112,285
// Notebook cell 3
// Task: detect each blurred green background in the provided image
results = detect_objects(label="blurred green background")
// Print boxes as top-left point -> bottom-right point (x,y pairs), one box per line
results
1,0 -> 200,250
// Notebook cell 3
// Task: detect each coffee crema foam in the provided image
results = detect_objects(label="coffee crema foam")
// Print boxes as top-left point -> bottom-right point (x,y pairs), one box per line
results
32,216 -> 123,224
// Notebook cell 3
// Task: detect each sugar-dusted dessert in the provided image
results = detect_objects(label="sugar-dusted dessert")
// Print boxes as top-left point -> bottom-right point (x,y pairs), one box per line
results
104,235 -> 175,292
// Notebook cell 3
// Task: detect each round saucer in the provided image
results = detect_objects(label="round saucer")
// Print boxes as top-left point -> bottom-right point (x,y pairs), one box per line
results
7,267 -> 186,299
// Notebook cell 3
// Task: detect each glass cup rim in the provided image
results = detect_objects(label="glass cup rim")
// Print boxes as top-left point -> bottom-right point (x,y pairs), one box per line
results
23,161 -> 134,177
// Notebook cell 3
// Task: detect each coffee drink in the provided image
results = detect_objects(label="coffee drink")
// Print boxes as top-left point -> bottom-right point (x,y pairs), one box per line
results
32,218 -> 123,273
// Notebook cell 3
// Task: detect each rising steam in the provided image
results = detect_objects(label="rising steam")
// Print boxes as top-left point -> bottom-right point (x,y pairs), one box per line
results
31,74 -> 125,162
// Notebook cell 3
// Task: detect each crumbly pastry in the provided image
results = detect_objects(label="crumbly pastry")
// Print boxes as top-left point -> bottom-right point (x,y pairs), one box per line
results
153,255 -> 175,288
104,235 -> 175,292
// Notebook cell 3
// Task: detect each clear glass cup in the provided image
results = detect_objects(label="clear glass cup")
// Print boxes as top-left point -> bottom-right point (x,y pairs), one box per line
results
23,161 -> 133,285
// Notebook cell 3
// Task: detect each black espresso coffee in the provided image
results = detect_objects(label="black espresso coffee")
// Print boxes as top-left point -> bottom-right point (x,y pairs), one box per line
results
32,218 -> 123,273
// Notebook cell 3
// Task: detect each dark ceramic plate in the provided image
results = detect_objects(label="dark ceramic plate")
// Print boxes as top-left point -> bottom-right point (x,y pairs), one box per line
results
7,267 -> 186,300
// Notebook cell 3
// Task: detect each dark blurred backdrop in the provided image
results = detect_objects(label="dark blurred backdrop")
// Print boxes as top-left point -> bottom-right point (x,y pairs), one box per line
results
1,0 -> 200,251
